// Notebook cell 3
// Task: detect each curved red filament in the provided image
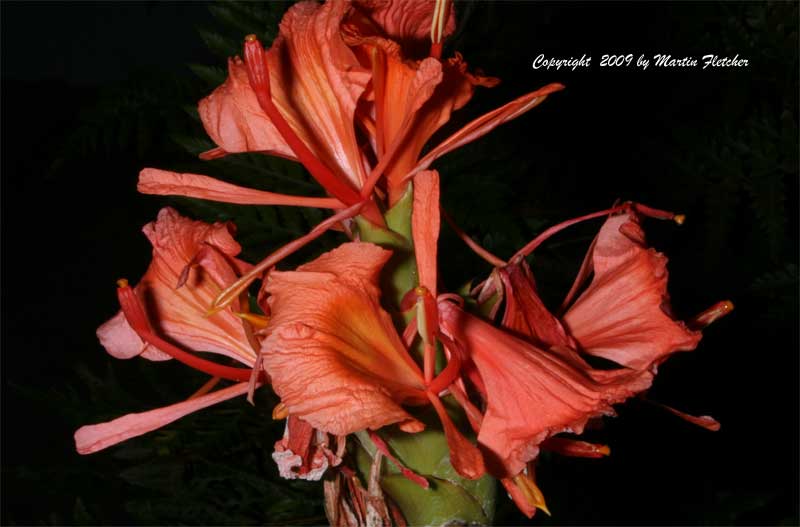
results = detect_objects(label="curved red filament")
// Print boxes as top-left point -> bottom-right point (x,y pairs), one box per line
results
117,282 -> 264,383
242,36 -> 384,225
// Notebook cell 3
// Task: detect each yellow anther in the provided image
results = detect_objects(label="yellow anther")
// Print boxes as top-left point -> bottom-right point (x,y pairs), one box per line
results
673,214 -> 686,225
512,474 -> 551,516
272,402 -> 289,420
234,312 -> 271,329
116,278 -> 129,289
244,34 -> 258,42
597,445 -> 611,456
415,286 -> 429,297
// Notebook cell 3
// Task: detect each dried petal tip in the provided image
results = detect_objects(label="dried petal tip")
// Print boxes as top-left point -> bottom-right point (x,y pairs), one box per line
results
689,300 -> 734,330
116,278 -> 129,288
673,214 -> 686,225
272,402 -> 289,420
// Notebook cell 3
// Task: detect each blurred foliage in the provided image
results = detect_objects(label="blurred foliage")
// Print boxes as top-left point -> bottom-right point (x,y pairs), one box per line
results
5,1 -> 797,525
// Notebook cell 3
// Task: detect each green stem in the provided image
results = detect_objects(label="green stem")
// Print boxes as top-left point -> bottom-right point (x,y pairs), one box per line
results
356,184 -> 497,526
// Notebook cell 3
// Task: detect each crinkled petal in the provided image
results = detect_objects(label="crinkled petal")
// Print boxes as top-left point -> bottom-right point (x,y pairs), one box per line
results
351,0 -> 456,54
412,83 -> 564,178
343,13 -> 495,203
384,54 -> 493,203
75,382 -> 251,454
262,242 -> 426,436
199,0 -> 370,189
562,212 -> 701,370
439,301 -> 652,477
97,208 -> 254,365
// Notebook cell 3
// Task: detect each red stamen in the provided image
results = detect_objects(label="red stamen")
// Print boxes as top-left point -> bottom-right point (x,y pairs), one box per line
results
417,288 -> 439,383
647,400 -> 721,432
443,211 -> 507,267
399,287 -> 418,312
427,332 -> 463,394
689,300 -> 734,330
371,46 -> 387,158
210,201 -> 365,313
541,437 -> 610,458
242,36 -> 384,225
367,431 -> 429,489
359,112 -> 415,200
429,0 -> 450,59
402,315 -> 418,348
632,202 -> 684,223
117,282 -> 262,383
513,204 -> 628,261
448,383 -> 484,432
429,42 -> 443,60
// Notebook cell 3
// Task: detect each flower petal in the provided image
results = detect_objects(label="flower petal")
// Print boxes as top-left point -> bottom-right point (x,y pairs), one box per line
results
97,208 -> 255,365
75,382 -> 252,454
138,168 -> 344,209
562,211 -> 701,370
199,0 -> 370,189
97,311 -> 152,360
383,54 -> 494,203
262,242 -> 426,436
412,170 -> 440,297
439,301 -> 652,477
499,261 -> 572,350
351,0 -> 456,57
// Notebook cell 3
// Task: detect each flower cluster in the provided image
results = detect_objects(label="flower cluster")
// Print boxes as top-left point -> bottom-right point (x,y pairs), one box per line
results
76,0 -> 731,522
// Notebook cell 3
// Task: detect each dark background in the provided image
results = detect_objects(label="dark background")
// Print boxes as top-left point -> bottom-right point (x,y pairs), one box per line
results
2,1 -> 798,525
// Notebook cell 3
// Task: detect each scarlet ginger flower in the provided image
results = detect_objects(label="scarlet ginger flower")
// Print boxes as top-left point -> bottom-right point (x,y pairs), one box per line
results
148,0 -> 562,216
75,208 -> 264,455
439,204 -> 731,516
136,0 -> 565,323
96,207 -> 256,366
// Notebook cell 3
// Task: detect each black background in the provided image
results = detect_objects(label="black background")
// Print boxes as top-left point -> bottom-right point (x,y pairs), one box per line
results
2,2 -> 798,525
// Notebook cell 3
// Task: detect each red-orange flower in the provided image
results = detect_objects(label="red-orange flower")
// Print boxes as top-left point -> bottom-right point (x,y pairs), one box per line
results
183,0 -> 562,212
438,300 -> 652,479
561,210 -> 702,369
77,208 -> 263,455
96,207 -> 255,365
260,239 -> 485,480
439,205 -> 730,516
200,0 -> 370,192
261,241 -> 428,434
